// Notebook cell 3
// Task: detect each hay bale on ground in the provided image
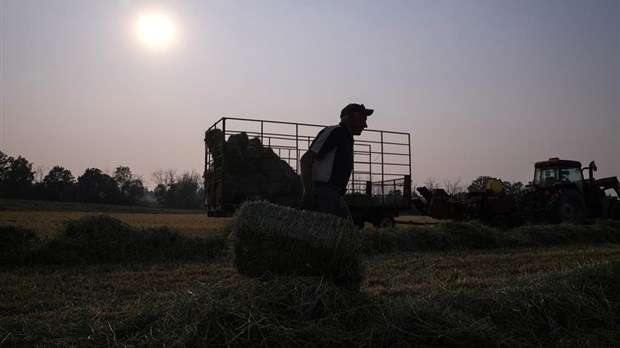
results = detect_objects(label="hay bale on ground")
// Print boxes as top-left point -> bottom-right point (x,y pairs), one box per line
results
230,201 -> 365,290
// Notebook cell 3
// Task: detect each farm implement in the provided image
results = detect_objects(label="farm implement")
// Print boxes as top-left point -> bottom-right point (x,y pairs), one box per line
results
413,180 -> 521,230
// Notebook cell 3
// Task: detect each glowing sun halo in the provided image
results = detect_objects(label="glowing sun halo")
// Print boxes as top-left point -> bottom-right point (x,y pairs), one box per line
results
135,12 -> 176,50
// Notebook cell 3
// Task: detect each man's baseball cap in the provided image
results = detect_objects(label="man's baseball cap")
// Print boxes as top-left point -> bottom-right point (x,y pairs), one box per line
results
340,103 -> 374,118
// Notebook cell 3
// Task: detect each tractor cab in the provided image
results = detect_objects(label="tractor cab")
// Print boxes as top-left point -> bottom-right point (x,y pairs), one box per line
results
532,158 -> 584,192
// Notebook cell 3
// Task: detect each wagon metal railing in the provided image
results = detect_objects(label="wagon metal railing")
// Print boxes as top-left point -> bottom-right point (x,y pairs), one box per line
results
204,117 -> 412,215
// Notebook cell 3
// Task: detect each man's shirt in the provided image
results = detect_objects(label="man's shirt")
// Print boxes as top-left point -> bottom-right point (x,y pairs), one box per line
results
309,123 -> 354,192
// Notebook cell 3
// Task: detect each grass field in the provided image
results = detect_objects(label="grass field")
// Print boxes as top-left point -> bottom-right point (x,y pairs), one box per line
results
1,199 -> 619,346
0,199 -> 230,238
0,210 -> 231,238
0,199 -> 433,237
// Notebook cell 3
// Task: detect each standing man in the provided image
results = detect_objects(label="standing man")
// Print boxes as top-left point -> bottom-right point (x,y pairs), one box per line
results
299,103 -> 373,219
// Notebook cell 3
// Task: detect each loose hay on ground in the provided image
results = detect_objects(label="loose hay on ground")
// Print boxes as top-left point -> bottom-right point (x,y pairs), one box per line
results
230,201 -> 365,290
109,263 -> 619,347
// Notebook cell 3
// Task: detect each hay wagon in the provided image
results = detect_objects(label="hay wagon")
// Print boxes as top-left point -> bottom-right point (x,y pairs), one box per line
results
204,117 -> 412,228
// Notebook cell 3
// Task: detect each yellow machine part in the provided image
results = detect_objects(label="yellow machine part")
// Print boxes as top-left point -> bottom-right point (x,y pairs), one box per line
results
486,179 -> 503,193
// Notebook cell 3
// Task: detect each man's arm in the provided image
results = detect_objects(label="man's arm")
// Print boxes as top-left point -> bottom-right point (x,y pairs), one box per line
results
300,150 -> 317,193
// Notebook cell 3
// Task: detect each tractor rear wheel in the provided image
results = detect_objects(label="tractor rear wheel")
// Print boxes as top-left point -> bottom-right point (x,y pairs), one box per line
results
373,216 -> 396,228
555,190 -> 586,224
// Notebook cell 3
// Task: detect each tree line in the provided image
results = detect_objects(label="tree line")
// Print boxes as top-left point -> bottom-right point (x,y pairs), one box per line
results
1,150 -> 525,210
0,151 -> 204,209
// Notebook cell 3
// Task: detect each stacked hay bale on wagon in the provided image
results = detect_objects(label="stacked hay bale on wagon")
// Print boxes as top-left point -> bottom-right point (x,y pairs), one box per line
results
205,129 -> 303,213
230,201 -> 365,290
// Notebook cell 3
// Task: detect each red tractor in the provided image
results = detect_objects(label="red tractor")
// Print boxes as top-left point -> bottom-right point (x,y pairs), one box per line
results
520,157 -> 620,223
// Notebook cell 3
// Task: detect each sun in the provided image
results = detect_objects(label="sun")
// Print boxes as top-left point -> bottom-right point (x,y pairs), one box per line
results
134,12 -> 176,50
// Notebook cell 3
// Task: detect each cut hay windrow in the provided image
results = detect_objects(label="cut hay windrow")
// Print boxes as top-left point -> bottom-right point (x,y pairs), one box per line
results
1,215 -> 228,265
230,201 -> 365,290
0,225 -> 40,265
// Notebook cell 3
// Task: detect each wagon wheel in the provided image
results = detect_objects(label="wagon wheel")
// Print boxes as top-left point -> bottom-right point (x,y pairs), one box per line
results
610,204 -> 620,220
490,215 -> 509,231
555,190 -> 586,224
353,219 -> 366,230
373,216 -> 395,228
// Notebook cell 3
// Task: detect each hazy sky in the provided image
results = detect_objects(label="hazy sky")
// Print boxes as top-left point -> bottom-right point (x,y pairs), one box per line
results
1,0 -> 618,189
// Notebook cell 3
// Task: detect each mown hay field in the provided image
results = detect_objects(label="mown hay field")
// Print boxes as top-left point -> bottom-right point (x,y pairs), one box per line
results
0,210 -> 230,238
0,209 -> 433,238
1,202 -> 619,346
3,244 -> 619,346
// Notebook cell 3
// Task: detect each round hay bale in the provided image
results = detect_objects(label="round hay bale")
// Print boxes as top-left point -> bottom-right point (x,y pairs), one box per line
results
230,201 -> 365,290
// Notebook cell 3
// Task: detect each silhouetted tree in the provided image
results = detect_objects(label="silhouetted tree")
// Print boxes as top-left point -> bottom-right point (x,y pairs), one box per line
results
502,181 -> 525,197
33,165 -> 47,183
0,155 -> 35,199
170,171 -> 203,209
0,151 -> 12,196
424,177 -> 441,192
76,168 -> 121,204
443,177 -> 463,196
152,169 -> 176,187
39,166 -> 76,201
152,170 -> 203,209
154,183 -> 169,206
114,166 -> 145,205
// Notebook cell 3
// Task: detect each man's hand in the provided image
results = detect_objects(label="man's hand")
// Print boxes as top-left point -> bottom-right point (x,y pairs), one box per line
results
300,191 -> 318,211
300,150 -> 316,194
